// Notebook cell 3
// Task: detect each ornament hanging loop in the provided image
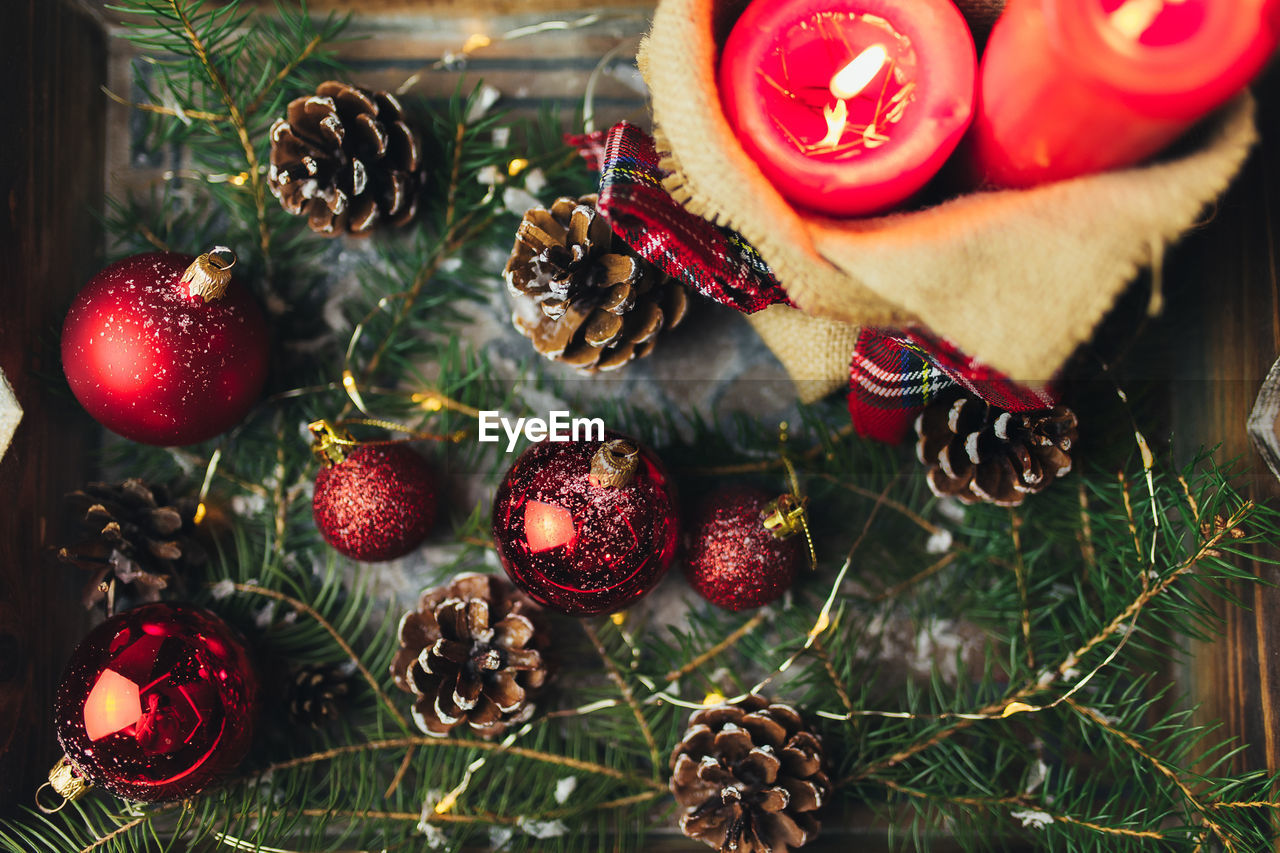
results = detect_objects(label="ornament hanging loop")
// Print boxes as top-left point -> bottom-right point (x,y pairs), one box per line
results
590,439 -> 639,488
309,420 -> 355,467
36,756 -> 91,814
181,246 -> 237,302
770,421 -> 818,569
761,493 -> 808,540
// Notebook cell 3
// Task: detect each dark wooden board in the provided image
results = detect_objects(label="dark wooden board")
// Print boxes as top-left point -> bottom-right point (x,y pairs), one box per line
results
0,0 -> 104,811
1161,62 -> 1280,820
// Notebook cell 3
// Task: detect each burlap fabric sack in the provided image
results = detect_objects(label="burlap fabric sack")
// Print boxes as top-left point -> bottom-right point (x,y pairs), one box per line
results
639,0 -> 1258,403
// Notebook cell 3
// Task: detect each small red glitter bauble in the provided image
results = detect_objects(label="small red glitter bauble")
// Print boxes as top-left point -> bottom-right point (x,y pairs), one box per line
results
491,433 -> 679,615
54,603 -> 259,802
313,443 -> 438,561
61,249 -> 270,446
685,487 -> 802,611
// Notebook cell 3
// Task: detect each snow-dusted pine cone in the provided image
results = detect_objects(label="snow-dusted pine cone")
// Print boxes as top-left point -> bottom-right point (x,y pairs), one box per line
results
390,573 -> 550,739
670,695 -> 829,853
504,194 -> 687,371
268,80 -> 421,236
915,390 -> 1078,506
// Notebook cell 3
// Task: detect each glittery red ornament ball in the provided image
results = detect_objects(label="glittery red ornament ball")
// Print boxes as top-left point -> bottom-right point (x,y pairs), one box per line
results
54,603 -> 259,802
491,433 -> 679,615
61,251 -> 270,446
685,487 -> 802,611
313,444 -> 438,561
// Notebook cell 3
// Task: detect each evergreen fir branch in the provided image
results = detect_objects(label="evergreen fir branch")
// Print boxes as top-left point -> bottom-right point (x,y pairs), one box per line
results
663,610 -> 769,683
842,492 -> 1262,789
343,91 -> 518,399
1065,698 -> 1238,851
137,0 -> 271,254
877,778 -> 1167,842
260,737 -> 665,791
230,582 -> 412,733
243,29 -> 327,118
102,83 -> 228,122
581,620 -> 663,779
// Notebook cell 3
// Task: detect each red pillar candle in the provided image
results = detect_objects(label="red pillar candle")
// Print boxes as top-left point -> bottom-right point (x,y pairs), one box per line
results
971,0 -> 1280,188
717,0 -> 977,217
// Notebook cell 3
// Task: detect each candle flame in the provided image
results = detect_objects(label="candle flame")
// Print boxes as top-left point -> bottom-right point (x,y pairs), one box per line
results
818,99 -> 848,150
1109,0 -> 1183,40
829,44 -> 889,101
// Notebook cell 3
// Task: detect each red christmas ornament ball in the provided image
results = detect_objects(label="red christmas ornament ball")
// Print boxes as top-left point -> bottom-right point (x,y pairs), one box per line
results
492,433 -> 679,615
685,487 -> 802,611
54,603 -> 259,802
61,249 -> 270,446
313,443 -> 438,561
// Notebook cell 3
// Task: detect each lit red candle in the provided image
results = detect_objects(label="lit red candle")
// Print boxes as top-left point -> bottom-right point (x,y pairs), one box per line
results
717,0 -> 977,217
971,0 -> 1280,188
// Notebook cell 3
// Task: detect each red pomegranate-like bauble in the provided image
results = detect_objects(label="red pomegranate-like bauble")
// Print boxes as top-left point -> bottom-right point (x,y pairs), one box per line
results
492,433 -> 679,615
61,248 -> 269,446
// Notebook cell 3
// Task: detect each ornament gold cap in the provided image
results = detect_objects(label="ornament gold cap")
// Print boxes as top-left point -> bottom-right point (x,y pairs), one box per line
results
761,493 -> 807,540
310,419 -> 354,467
36,756 -> 91,813
180,246 -> 237,301
590,439 -> 639,488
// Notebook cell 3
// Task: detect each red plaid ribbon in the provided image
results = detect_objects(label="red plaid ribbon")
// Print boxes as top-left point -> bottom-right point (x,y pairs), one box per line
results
586,122 -> 790,314
849,328 -> 1060,443
565,129 -> 608,172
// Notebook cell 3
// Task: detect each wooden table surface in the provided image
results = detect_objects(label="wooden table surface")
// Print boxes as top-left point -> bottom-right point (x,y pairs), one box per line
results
1169,60 -> 1280,798
0,0 -> 104,809
5,3 -> 1280,850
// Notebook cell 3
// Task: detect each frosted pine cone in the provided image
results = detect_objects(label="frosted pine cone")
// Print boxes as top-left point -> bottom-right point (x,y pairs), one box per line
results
505,194 -> 687,371
915,390 -> 1078,506
670,695 -> 829,853
268,80 -> 421,236
391,573 -> 549,739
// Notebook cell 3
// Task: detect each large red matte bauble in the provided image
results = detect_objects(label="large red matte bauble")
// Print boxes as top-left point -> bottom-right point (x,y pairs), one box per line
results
685,487 -> 802,611
54,603 -> 259,802
313,444 -> 438,561
491,433 -> 679,615
61,251 -> 269,445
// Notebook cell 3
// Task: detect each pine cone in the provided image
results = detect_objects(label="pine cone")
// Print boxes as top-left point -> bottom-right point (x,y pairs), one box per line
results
268,80 -> 421,236
390,573 -> 550,739
58,479 -> 206,609
504,195 -> 688,371
286,662 -> 353,729
670,695 -> 829,853
915,390 -> 1078,507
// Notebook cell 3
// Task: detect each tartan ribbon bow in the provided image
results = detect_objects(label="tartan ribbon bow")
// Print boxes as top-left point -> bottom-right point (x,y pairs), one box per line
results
569,122 -> 791,314
849,327 -> 1060,443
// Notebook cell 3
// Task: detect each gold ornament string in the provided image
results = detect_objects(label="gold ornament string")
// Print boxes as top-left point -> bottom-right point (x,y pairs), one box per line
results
309,417 -> 467,464
767,421 -> 817,571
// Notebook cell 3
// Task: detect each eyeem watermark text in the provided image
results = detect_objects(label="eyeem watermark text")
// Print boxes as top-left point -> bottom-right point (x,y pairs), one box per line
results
478,411 -> 605,452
